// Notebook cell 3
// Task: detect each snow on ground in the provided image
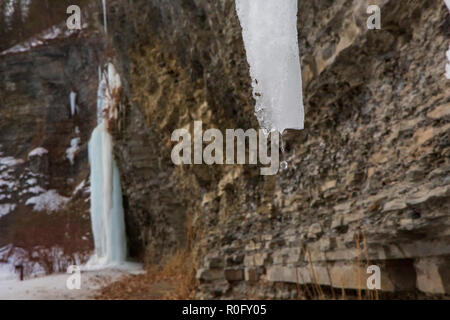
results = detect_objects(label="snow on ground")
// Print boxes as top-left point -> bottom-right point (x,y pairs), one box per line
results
25,190 -> 69,212
0,266 -> 143,300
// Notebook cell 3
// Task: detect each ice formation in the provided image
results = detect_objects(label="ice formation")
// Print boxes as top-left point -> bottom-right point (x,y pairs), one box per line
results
102,0 -> 108,34
66,137 -> 80,165
86,62 -> 127,267
70,91 -> 77,116
235,0 -> 304,133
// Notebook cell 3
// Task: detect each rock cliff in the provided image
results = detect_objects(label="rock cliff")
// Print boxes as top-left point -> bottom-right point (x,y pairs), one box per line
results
1,0 -> 449,298
107,0 -> 450,298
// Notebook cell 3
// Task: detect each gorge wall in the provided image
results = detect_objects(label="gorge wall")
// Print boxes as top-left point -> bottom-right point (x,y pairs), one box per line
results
106,0 -> 450,298
0,0 -> 448,298
0,26 -> 102,275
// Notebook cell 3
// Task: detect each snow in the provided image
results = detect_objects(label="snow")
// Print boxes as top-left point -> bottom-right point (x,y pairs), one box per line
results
0,204 -> 16,218
0,179 -> 16,190
28,147 -> 48,158
70,91 -> 77,116
0,22 -> 88,56
25,190 -> 69,212
25,178 -> 37,186
66,137 -> 81,165
235,0 -> 304,133
0,156 -> 24,166
25,186 -> 46,195
0,267 -> 142,300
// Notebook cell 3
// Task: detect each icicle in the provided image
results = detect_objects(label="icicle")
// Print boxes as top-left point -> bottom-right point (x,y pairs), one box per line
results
69,91 -> 77,116
102,0 -> 108,34
235,0 -> 304,134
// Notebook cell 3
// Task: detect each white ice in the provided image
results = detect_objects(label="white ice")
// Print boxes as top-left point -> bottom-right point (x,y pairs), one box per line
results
66,137 -> 81,165
86,62 -> 127,268
235,0 -> 304,133
70,91 -> 77,116
102,0 -> 108,34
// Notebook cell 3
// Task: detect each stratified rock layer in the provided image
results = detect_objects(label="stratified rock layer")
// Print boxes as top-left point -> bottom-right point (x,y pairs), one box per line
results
107,0 -> 449,298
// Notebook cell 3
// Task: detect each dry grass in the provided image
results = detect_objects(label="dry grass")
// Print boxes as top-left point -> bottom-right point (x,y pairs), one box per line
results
99,211 -> 199,300
98,249 -> 197,300
293,229 -> 380,300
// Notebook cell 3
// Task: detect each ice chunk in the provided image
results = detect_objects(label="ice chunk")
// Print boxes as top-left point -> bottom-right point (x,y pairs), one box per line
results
235,0 -> 304,133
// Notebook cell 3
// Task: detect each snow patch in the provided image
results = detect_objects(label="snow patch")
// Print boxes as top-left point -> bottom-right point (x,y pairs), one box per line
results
28,147 -> 48,158
1,22 -> 88,56
25,190 -> 69,212
0,204 -> 16,218
0,156 -> 24,167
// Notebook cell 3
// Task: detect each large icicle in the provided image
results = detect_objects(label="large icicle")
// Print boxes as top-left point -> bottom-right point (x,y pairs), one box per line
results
235,0 -> 304,133
86,63 -> 126,267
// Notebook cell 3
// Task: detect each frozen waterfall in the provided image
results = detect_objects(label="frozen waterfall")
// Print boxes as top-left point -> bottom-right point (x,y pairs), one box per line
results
235,0 -> 304,133
86,63 -> 127,268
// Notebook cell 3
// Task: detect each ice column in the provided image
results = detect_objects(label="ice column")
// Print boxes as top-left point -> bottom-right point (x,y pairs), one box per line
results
87,63 -> 126,267
235,0 -> 304,133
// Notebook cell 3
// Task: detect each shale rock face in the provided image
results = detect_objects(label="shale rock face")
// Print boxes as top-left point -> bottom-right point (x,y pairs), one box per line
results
0,30 -> 101,273
107,0 -> 449,298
